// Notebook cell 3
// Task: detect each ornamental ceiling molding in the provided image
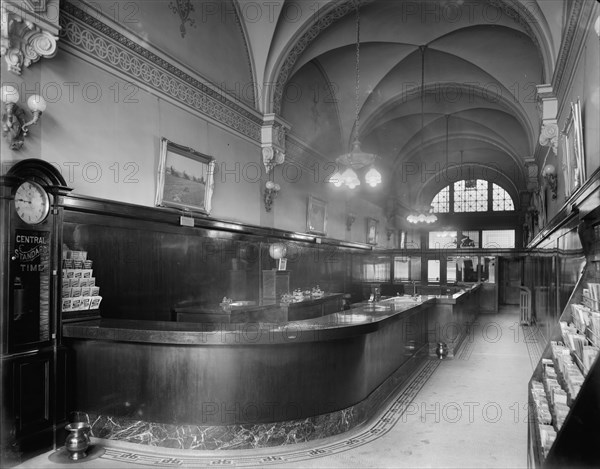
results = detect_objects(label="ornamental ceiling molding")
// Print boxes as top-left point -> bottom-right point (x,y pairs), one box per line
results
59,1 -> 262,143
488,0 -> 554,80
552,0 -> 596,115
271,0 -> 552,115
272,0 -> 375,115
1,0 -> 60,75
394,131 -> 526,175
229,0 -> 256,109
360,81 -> 535,153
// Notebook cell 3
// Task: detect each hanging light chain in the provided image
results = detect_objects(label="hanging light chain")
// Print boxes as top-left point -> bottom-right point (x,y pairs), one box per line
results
420,45 -> 427,144
354,0 -> 361,138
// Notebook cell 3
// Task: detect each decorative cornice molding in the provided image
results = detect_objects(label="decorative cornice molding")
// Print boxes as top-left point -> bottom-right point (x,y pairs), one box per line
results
552,0 -> 597,113
59,1 -> 262,142
1,0 -> 60,74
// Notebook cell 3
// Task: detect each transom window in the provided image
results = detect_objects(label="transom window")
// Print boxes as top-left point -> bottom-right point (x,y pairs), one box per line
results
430,179 -> 514,213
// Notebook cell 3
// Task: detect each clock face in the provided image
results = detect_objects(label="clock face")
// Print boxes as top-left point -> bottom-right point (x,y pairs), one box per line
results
14,181 -> 50,225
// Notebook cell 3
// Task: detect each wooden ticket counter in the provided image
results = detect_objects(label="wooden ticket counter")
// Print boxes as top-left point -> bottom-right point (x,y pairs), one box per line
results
63,286 -> 481,431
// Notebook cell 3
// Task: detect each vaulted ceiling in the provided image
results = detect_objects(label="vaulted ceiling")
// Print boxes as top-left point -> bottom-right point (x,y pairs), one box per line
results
133,0 -> 564,212
234,0 -> 563,211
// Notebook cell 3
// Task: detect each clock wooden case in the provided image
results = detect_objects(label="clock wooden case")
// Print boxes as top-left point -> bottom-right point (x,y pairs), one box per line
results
0,159 -> 71,466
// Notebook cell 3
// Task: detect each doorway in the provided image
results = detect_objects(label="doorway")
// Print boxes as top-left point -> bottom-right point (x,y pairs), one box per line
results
498,257 -> 522,305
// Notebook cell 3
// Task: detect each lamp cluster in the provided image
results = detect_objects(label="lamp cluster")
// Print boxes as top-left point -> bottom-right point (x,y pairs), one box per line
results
406,212 -> 438,224
407,207 -> 437,224
1,85 -> 47,150
542,164 -> 558,199
329,139 -> 382,189
263,180 -> 281,212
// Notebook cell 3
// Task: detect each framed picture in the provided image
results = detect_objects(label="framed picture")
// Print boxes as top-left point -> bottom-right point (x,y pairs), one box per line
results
307,195 -> 327,235
561,99 -> 586,197
366,217 -> 379,245
156,138 -> 216,215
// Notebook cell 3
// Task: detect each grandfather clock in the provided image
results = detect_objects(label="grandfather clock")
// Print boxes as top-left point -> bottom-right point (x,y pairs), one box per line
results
0,159 -> 71,466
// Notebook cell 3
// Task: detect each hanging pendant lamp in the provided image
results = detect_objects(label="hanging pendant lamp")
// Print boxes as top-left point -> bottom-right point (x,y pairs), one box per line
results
329,2 -> 381,189
407,45 -> 437,224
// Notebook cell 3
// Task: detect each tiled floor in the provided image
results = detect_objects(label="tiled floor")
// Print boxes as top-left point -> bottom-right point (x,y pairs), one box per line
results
17,306 -> 540,468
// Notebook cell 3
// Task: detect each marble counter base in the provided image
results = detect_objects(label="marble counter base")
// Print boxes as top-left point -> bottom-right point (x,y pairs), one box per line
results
70,348 -> 428,451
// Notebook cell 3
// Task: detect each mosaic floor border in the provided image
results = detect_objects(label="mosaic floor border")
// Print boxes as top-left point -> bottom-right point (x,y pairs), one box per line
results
60,360 -> 440,467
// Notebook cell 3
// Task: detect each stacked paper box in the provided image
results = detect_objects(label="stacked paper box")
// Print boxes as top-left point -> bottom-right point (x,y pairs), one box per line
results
62,251 -> 102,312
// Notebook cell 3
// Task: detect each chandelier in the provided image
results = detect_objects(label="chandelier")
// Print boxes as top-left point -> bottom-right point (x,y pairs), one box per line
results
407,207 -> 437,224
329,2 -> 381,189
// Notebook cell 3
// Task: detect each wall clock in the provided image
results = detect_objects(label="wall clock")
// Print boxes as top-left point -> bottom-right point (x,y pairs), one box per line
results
14,180 -> 50,225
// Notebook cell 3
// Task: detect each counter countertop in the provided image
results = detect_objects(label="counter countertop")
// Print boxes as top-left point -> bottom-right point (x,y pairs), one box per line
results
63,285 -> 481,345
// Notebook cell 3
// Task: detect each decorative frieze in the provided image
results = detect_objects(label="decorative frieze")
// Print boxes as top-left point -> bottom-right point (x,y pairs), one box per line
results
59,1 -> 262,143
1,0 -> 60,75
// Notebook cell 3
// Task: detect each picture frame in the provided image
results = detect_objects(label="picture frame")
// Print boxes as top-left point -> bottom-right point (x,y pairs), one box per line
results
156,137 -> 216,215
366,217 -> 379,245
561,99 -> 586,197
307,195 -> 327,235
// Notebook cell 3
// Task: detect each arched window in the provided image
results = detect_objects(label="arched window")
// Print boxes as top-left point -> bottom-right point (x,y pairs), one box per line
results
430,179 -> 514,213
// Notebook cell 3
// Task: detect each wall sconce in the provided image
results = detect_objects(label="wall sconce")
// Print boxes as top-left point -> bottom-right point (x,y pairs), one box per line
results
542,164 -> 557,199
263,180 -> 280,212
346,212 -> 356,231
1,85 -> 47,150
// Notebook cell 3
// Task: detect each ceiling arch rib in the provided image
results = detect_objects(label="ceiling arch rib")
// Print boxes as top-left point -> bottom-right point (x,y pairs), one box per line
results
391,123 -> 528,171
359,80 -> 536,158
267,0 -> 554,115
389,132 -> 527,183
365,106 -> 530,164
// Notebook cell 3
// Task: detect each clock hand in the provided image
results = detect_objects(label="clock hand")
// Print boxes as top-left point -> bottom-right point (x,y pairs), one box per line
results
15,199 -> 32,203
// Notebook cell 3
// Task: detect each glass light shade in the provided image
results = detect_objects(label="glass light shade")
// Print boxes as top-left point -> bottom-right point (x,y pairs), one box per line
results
542,164 -> 556,177
269,243 -> 287,260
1,85 -> 19,104
341,167 -> 360,189
365,166 -> 382,187
27,95 -> 47,112
328,170 -> 344,187
407,211 -> 437,224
